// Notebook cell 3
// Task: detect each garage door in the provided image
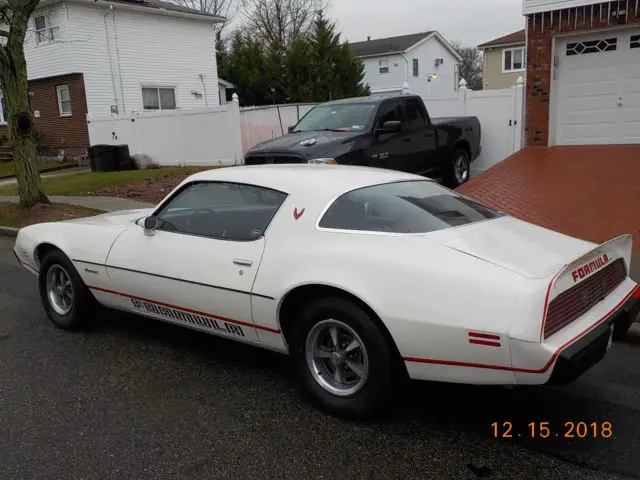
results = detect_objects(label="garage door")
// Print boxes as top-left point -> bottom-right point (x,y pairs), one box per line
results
555,28 -> 640,145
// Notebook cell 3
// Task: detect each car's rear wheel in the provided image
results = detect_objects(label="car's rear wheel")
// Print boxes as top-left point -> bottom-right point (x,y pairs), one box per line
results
445,149 -> 471,188
39,250 -> 96,330
289,297 -> 394,419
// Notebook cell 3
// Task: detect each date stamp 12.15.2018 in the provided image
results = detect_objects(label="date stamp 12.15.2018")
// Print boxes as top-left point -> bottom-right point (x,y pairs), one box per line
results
491,421 -> 613,439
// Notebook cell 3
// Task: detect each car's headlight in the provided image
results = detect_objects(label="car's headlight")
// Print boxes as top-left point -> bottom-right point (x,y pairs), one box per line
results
308,158 -> 337,164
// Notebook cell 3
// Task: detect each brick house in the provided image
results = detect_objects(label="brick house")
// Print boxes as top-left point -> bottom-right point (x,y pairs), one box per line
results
0,0 -> 224,158
523,0 -> 640,146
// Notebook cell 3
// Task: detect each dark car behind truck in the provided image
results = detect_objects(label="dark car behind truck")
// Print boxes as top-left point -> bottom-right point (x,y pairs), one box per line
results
244,94 -> 481,187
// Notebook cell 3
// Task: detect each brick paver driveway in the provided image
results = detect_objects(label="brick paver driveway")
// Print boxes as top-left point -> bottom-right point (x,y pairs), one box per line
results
457,145 -> 640,253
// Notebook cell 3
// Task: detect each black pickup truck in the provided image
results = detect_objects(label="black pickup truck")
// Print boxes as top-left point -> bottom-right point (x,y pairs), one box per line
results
244,94 -> 481,186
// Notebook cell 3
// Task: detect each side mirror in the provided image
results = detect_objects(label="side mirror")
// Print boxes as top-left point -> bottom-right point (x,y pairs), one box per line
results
288,125 -> 295,134
143,216 -> 158,236
379,120 -> 402,134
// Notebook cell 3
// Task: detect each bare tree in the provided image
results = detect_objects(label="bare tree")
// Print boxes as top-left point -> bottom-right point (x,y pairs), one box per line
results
0,0 -> 48,208
169,0 -> 239,29
450,41 -> 483,91
240,0 -> 328,47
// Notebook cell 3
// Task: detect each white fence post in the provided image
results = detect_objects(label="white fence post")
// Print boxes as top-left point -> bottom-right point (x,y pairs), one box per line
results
231,93 -> 243,165
458,78 -> 468,116
513,76 -> 524,153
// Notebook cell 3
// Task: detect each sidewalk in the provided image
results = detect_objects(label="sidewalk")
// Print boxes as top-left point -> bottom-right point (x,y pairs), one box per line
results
0,167 -> 90,187
0,195 -> 154,212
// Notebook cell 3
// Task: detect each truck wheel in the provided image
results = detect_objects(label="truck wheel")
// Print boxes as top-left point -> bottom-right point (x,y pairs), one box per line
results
289,297 -> 394,419
446,149 -> 471,187
39,250 -> 96,331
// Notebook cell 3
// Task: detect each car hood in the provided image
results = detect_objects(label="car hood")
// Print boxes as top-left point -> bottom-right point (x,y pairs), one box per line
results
440,216 -> 596,279
62,208 -> 153,226
246,130 -> 364,159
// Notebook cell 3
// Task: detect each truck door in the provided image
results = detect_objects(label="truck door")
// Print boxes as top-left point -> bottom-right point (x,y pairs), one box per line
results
365,99 -> 406,171
400,97 -> 438,175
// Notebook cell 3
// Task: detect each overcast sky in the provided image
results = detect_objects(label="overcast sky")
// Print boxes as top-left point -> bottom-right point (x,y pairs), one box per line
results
328,0 -> 525,46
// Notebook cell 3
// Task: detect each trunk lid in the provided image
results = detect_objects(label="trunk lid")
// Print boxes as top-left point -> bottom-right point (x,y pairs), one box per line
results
439,216 -> 598,279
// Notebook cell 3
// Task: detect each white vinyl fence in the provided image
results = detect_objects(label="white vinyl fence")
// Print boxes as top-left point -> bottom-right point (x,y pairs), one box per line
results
423,78 -> 524,175
240,103 -> 317,154
86,96 -> 244,166
85,83 -> 523,174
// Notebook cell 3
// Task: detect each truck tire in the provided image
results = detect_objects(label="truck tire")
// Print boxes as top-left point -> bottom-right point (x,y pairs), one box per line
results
445,149 -> 471,188
289,296 -> 394,419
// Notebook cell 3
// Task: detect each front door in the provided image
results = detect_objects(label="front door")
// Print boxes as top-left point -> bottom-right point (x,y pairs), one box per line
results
400,97 -> 438,174
365,99 -> 406,171
103,181 -> 287,343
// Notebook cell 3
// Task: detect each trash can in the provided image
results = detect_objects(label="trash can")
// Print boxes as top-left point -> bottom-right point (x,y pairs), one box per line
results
88,144 -> 118,172
114,144 -> 133,171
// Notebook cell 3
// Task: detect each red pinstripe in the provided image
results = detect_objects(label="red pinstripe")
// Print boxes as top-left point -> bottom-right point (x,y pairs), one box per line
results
87,285 -> 281,334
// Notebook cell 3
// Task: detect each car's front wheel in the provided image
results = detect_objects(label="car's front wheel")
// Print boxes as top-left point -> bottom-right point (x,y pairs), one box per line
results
39,250 -> 96,330
289,297 -> 395,419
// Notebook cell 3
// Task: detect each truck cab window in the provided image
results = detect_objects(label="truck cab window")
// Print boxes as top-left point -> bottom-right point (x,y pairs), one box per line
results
376,100 -> 402,128
403,98 -> 427,129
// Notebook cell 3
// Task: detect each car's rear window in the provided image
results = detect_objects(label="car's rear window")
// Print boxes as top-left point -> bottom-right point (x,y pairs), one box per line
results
318,180 -> 504,234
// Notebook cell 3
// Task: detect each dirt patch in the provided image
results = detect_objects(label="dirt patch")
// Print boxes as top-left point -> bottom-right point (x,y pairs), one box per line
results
0,202 -> 103,228
92,168 -> 208,204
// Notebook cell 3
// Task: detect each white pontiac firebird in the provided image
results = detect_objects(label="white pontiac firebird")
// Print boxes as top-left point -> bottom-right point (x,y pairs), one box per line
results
13,165 -> 640,418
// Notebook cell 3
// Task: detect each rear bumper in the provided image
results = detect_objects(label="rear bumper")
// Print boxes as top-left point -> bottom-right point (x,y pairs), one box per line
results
546,291 -> 639,385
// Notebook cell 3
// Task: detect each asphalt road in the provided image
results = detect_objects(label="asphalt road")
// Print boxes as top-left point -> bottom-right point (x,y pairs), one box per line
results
1,236 -> 640,480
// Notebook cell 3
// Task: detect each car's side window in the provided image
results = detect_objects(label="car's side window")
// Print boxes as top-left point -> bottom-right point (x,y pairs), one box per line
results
376,100 -> 402,129
402,98 -> 427,129
154,181 -> 287,241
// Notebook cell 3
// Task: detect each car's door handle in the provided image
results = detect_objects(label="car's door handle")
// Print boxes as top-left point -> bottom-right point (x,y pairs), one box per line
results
233,258 -> 253,267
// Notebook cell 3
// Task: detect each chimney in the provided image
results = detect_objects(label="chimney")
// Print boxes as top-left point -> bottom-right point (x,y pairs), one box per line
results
367,36 -> 371,41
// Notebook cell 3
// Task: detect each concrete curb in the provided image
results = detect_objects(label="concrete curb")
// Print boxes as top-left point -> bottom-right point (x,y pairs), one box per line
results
0,226 -> 18,237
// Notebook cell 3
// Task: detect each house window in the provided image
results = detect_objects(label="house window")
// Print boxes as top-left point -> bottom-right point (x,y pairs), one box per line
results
379,60 -> 389,75
142,87 -> 177,110
412,58 -> 419,77
56,85 -> 72,116
34,13 -> 59,44
566,38 -> 617,56
503,47 -> 525,72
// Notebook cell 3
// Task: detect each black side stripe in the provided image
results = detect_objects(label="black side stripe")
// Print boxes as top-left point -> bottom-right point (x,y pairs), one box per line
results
72,259 -> 275,300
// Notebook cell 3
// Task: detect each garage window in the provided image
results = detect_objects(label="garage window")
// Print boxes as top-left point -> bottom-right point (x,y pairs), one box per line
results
318,180 -> 504,234
566,38 -> 617,56
631,35 -> 640,49
503,47 -> 525,72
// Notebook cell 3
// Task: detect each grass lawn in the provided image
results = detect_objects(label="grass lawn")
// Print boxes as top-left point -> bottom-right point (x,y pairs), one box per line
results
0,202 -> 103,228
0,160 -> 75,178
0,167 -> 203,196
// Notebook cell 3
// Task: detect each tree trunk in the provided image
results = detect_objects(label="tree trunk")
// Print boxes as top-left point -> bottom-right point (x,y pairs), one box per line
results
0,2 -> 49,209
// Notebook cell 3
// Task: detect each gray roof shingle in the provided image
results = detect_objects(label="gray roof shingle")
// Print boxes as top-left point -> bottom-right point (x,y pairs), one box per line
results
110,0 -> 224,19
349,31 -> 434,57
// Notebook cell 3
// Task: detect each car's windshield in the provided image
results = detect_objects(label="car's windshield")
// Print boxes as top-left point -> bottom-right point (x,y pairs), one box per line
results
293,103 -> 377,133
319,180 -> 505,234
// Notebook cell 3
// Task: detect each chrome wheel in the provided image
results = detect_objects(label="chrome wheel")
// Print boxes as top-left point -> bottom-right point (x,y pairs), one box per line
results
46,265 -> 74,316
305,319 -> 369,397
454,153 -> 470,184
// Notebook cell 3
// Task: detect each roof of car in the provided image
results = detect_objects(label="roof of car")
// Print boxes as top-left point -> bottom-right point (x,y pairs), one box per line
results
186,164 -> 428,197
321,94 -> 422,106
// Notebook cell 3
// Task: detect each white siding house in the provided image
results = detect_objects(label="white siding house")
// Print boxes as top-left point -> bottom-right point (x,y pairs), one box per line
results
350,31 -> 462,99
0,0 -> 223,157
24,0 -> 223,115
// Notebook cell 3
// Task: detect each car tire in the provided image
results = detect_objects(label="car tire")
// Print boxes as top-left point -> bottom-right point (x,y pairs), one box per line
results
445,148 -> 471,188
289,296 -> 395,420
38,250 -> 96,331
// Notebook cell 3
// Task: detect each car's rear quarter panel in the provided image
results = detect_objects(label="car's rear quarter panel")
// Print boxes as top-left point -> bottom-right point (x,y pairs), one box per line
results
254,215 -> 531,384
